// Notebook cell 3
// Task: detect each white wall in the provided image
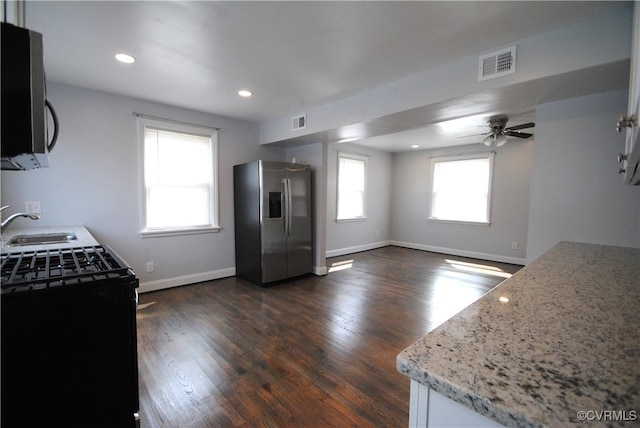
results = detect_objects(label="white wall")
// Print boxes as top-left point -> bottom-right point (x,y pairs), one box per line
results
325,142 -> 393,257
391,141 -> 533,265
526,90 -> 640,262
0,83 -> 283,292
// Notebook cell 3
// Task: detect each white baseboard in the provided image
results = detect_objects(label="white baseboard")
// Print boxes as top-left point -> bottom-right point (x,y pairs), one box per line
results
139,267 -> 236,293
326,240 -> 392,258
390,240 -> 526,265
139,265 -> 328,293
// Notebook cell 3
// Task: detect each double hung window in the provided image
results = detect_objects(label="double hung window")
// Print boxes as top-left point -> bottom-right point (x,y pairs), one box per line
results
429,153 -> 494,224
138,117 -> 219,235
337,152 -> 367,220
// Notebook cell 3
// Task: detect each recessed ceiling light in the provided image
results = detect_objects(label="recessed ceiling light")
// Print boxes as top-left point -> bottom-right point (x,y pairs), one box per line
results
115,53 -> 135,64
411,144 -> 419,149
238,90 -> 253,97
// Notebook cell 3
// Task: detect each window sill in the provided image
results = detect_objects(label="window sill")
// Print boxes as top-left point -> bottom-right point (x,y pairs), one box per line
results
140,226 -> 221,238
336,216 -> 367,223
428,218 -> 490,226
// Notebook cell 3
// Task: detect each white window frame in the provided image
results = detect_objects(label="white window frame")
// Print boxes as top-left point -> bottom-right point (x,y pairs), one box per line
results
336,151 -> 368,222
428,153 -> 494,225
137,116 -> 220,237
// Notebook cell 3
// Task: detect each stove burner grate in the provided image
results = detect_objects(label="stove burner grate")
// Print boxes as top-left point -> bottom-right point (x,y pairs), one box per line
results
1,246 -> 133,293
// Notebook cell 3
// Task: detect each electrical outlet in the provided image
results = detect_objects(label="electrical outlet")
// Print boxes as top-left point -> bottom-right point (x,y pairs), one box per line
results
25,201 -> 42,214
146,261 -> 154,272
512,242 -> 519,250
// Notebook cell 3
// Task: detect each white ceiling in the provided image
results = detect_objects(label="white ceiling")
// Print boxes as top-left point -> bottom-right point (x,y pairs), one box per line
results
12,1 -> 629,151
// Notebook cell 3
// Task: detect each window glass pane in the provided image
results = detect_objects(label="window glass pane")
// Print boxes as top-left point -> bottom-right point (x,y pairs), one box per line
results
339,157 -> 365,191
145,129 -> 212,186
147,186 -> 211,228
430,156 -> 491,223
338,190 -> 364,219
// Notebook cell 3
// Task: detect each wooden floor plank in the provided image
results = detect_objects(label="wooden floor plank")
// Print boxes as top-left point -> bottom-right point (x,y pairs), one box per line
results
137,246 -> 521,427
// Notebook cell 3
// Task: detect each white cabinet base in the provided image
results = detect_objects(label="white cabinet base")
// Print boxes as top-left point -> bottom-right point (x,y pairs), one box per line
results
409,380 -> 505,428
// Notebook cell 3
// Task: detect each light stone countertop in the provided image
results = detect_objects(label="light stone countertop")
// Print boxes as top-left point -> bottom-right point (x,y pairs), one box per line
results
1,225 -> 99,254
397,241 -> 640,427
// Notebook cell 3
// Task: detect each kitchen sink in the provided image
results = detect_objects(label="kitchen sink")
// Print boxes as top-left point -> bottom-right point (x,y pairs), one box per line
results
5,232 -> 78,247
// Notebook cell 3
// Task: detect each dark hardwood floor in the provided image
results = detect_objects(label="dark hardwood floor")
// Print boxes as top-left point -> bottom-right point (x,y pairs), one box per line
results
136,246 -> 521,427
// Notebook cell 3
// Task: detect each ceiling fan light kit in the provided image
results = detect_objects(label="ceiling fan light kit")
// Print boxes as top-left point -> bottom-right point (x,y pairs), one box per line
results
482,133 -> 508,147
460,117 -> 535,149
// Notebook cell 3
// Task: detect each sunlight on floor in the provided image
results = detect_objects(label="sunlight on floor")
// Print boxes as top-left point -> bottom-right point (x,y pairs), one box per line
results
328,259 -> 354,273
136,301 -> 156,320
445,259 -> 513,279
137,301 -> 157,310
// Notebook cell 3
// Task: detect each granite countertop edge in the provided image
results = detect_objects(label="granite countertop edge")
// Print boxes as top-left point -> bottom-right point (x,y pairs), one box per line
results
397,344 -> 541,428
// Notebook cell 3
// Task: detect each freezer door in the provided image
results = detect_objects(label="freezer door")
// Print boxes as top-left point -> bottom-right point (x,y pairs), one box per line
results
260,161 -> 288,283
285,163 -> 312,278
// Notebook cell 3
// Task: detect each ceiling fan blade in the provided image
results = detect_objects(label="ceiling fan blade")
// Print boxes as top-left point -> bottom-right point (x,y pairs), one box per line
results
456,132 -> 490,139
504,131 -> 533,138
504,122 -> 535,132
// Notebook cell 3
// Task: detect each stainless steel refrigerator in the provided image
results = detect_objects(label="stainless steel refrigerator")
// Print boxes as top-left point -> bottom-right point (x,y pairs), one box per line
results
233,160 -> 312,285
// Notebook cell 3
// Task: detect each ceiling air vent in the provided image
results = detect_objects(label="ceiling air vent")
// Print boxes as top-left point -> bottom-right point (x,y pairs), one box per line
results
292,114 -> 306,131
478,45 -> 516,81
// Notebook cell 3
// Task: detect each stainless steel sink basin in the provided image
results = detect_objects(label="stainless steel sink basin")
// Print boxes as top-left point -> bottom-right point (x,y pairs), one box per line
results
5,232 -> 78,247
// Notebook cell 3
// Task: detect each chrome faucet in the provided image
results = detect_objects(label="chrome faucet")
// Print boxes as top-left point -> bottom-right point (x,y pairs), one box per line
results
1,205 -> 40,233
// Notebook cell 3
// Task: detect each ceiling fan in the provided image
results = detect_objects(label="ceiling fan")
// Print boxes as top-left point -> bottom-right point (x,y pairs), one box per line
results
459,117 -> 535,148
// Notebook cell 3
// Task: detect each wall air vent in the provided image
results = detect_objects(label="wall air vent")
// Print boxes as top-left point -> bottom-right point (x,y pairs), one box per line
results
292,114 -> 306,131
478,45 -> 516,81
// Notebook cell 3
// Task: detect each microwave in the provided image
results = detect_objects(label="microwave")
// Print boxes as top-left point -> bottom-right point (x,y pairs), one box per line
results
1,23 -> 58,171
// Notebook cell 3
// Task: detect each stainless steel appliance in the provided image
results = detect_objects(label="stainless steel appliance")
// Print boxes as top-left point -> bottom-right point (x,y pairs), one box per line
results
1,246 -> 140,427
234,160 -> 312,285
1,22 -> 59,170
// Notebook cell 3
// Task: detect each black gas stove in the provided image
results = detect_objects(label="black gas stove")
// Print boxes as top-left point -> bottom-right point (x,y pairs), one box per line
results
1,244 -> 140,427
1,245 -> 135,295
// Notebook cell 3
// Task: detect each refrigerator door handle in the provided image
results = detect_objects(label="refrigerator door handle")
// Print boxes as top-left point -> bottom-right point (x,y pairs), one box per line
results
288,178 -> 293,236
284,177 -> 292,236
282,178 -> 289,236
